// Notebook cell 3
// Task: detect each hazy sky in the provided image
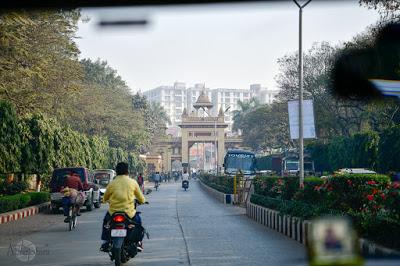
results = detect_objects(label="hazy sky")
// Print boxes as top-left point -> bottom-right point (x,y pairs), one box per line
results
76,0 -> 380,93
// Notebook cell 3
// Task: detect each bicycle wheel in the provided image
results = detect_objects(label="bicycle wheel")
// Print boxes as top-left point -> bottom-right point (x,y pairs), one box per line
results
72,213 -> 77,228
68,207 -> 73,231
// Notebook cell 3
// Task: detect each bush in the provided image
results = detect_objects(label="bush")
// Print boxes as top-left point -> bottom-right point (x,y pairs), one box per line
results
308,131 -> 380,173
250,193 -> 339,220
0,180 -> 28,195
350,212 -> 400,250
0,194 -> 21,213
293,177 -> 324,203
251,194 -> 282,210
199,173 -> 237,194
325,174 -> 390,212
0,192 -> 50,213
19,194 -> 31,209
253,175 -> 299,200
28,192 -> 50,205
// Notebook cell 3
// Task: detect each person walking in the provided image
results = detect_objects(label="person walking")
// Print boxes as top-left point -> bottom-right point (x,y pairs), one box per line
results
137,173 -> 144,193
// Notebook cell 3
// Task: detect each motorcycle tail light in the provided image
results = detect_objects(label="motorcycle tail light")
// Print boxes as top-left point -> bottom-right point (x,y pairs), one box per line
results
113,215 -> 125,223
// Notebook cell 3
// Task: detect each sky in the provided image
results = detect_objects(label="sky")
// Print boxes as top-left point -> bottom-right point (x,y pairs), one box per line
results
76,0 -> 380,93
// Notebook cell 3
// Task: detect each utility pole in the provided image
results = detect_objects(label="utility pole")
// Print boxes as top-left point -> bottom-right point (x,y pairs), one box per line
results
293,0 -> 312,187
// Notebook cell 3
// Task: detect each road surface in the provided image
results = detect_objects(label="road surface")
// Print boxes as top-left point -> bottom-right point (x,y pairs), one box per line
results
0,181 -> 398,266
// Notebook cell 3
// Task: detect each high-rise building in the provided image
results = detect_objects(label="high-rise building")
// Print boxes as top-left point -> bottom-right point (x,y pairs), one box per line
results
142,82 -> 279,134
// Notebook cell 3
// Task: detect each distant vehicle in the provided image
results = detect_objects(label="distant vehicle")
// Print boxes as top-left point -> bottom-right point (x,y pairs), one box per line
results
223,149 -> 257,176
256,151 -> 315,177
182,180 -> 189,191
335,168 -> 377,175
50,167 -> 101,213
93,169 -> 116,198
256,155 -> 283,175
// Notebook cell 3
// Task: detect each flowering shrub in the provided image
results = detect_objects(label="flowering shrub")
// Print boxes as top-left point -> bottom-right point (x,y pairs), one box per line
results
293,177 -> 324,203
253,176 -> 298,200
382,182 -> 400,217
251,173 -> 400,250
325,174 -> 390,212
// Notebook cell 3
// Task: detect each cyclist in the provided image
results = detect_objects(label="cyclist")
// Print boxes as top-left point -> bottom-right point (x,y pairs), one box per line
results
100,162 -> 146,252
62,172 -> 84,223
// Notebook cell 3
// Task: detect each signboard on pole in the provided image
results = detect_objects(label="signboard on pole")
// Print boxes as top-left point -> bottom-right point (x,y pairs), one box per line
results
288,99 -> 316,139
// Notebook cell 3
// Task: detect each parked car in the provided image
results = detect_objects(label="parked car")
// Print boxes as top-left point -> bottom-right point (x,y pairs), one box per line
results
335,168 -> 377,175
92,169 -> 116,198
50,167 -> 101,213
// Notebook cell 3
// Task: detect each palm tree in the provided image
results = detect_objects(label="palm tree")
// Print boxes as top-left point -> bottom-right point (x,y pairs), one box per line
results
232,98 -> 260,132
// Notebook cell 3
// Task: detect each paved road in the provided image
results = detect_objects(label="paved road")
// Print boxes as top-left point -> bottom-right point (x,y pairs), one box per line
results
0,181 -> 399,266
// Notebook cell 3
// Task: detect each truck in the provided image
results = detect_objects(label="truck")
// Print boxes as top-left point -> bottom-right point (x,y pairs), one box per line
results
256,151 -> 315,177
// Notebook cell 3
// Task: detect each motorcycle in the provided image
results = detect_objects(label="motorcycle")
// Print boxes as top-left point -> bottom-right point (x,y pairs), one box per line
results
182,180 -> 189,191
106,202 -> 149,266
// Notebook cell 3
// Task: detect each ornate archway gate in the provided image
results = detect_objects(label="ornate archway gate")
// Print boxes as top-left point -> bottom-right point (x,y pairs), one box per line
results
147,91 -> 246,174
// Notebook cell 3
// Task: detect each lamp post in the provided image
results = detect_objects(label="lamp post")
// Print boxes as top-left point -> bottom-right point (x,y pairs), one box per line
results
293,0 -> 312,187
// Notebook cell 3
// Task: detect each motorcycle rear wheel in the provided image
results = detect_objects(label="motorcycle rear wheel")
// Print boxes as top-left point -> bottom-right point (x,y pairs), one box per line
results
112,247 -> 122,266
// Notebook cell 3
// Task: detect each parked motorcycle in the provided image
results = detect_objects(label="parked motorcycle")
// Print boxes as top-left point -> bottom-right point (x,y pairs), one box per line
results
106,202 -> 149,266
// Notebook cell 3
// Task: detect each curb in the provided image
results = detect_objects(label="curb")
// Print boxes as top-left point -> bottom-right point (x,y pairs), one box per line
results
198,180 -> 237,204
0,202 -> 50,225
246,201 -> 400,257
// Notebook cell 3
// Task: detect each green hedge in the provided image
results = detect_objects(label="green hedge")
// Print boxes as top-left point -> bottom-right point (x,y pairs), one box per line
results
0,192 -> 50,213
309,127 -> 400,173
308,130 -> 382,173
199,173 -> 237,194
0,180 -> 28,195
250,194 -> 339,220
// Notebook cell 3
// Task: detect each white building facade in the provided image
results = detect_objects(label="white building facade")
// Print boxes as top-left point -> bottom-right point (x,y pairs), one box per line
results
142,82 -> 279,134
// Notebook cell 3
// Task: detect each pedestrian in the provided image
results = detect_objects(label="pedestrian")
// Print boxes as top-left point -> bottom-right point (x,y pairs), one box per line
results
137,173 -> 144,193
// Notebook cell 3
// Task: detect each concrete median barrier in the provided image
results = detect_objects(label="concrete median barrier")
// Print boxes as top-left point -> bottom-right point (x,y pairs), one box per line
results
0,202 -> 50,225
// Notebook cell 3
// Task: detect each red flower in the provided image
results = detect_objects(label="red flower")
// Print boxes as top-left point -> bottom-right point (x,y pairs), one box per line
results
367,180 -> 377,185
367,195 -> 374,201
392,182 -> 400,189
347,180 -> 353,186
380,193 -> 386,200
372,189 -> 378,195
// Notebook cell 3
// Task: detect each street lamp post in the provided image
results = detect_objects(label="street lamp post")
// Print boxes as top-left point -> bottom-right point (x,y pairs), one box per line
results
293,0 -> 312,187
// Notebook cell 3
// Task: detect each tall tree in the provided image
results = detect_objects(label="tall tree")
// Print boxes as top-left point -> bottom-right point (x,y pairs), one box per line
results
68,58 -> 147,151
0,10 -> 82,116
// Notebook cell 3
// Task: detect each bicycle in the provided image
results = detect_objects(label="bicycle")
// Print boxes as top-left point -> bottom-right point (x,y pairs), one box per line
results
68,203 -> 78,231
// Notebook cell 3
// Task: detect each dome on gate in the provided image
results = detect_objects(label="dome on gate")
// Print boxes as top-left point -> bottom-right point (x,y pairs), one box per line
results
193,91 -> 213,109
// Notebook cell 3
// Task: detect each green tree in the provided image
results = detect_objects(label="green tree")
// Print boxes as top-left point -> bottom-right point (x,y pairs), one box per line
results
69,59 -> 147,151
232,98 -> 260,133
0,10 -> 83,116
0,100 -> 21,174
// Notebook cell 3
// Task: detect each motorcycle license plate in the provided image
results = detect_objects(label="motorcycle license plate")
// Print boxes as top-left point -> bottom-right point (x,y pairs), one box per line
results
111,229 -> 127,237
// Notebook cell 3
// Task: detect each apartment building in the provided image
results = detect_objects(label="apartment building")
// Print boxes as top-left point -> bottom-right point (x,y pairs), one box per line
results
143,82 -> 278,133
